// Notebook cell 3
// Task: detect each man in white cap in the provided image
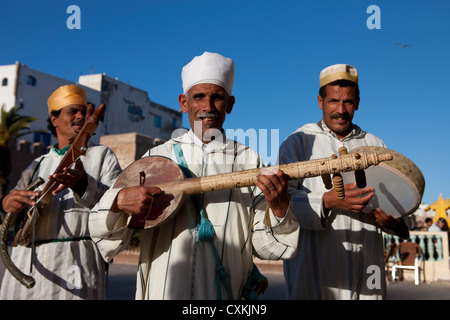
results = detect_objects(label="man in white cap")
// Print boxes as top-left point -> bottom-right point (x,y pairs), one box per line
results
89,52 -> 299,300
0,85 -> 121,299
279,64 -> 409,300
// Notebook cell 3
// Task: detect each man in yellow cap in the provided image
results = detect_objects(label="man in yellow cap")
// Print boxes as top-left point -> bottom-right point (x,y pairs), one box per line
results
279,64 -> 409,300
0,85 -> 121,299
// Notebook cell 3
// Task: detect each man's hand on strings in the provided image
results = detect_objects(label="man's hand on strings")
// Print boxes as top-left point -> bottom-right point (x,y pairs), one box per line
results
50,160 -> 87,195
112,186 -> 162,216
323,183 -> 374,213
255,167 -> 290,218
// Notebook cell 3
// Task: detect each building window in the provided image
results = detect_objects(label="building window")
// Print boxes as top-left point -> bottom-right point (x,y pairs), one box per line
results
154,115 -> 162,128
34,132 -> 51,148
172,117 -> 178,129
1,78 -> 7,86
128,105 -> 142,117
27,75 -> 36,86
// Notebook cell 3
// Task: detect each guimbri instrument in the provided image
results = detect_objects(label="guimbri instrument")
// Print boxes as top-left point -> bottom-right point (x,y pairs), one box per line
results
0,103 -> 106,288
113,146 -> 395,229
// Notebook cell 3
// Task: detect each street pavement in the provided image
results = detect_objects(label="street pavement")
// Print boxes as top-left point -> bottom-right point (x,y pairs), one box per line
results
106,262 -> 450,300
1,259 -> 448,300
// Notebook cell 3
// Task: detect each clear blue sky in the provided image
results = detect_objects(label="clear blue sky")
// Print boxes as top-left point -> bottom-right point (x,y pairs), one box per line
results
1,0 -> 449,205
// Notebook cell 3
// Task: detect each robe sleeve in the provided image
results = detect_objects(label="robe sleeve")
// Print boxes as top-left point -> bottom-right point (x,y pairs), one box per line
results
278,134 -> 327,230
250,157 -> 300,260
73,147 -> 122,209
88,188 -> 134,262
252,198 -> 299,260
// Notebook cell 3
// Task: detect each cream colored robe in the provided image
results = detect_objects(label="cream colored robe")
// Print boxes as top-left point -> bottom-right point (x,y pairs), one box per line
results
89,131 -> 299,300
280,122 -> 409,300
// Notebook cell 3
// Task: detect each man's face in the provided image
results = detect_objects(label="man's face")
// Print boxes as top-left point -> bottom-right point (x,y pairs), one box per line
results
179,83 -> 235,143
51,104 -> 86,144
318,85 -> 359,139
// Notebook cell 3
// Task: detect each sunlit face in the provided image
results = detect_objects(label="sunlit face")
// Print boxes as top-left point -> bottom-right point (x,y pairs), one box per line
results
318,85 -> 359,139
51,104 -> 86,145
179,83 -> 235,143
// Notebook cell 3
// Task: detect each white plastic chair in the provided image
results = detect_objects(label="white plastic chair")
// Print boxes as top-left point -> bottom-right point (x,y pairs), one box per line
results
391,242 -> 423,285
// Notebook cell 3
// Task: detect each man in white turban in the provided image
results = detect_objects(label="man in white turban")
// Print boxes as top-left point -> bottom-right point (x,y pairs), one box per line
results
89,52 -> 299,300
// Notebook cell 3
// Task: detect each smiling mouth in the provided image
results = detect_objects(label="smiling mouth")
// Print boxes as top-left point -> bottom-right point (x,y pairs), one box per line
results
199,117 -> 217,122
198,112 -> 219,122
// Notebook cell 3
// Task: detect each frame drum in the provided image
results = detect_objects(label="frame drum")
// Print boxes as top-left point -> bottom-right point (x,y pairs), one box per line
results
113,156 -> 186,229
341,146 -> 425,218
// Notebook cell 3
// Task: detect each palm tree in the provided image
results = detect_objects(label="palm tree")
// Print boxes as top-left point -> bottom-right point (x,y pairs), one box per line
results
0,105 -> 39,196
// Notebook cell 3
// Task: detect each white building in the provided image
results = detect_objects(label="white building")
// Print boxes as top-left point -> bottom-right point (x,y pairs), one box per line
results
0,62 -> 182,147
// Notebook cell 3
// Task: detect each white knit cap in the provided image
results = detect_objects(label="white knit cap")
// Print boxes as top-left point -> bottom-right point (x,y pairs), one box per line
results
182,52 -> 235,95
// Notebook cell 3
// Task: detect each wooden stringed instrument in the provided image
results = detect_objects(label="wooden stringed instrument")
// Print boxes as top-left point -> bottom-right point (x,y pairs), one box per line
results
113,146 -> 394,229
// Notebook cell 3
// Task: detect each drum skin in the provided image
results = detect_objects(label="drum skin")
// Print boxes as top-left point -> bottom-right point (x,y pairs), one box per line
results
342,146 -> 425,218
113,156 -> 185,229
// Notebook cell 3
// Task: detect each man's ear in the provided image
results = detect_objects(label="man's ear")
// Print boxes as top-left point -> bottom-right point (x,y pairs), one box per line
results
179,94 -> 188,113
226,96 -> 235,114
50,114 -> 58,127
317,95 -> 323,110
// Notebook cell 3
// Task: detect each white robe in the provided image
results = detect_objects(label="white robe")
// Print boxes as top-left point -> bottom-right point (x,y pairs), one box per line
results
280,122 -> 409,300
0,144 -> 121,300
89,131 -> 299,300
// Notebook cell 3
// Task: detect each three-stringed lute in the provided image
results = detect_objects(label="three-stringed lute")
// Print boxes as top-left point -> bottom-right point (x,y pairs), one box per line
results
113,146 -> 394,229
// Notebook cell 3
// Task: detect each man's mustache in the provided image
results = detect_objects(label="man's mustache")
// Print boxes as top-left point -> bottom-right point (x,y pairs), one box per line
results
71,120 -> 84,126
330,113 -> 350,120
198,112 -> 219,119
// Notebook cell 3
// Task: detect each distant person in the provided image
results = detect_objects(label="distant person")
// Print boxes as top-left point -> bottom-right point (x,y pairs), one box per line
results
425,217 -> 439,231
0,85 -> 121,299
279,64 -> 409,300
437,218 -> 449,231
89,52 -> 299,299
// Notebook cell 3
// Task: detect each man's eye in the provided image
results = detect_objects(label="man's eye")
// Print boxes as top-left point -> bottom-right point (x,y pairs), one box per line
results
212,95 -> 224,101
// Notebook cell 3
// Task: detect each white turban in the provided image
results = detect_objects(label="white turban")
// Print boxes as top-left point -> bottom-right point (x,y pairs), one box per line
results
181,52 -> 235,96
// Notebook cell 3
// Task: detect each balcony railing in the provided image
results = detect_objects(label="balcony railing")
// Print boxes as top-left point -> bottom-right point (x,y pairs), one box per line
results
384,231 -> 449,281
384,231 -> 449,261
